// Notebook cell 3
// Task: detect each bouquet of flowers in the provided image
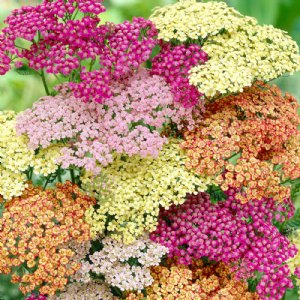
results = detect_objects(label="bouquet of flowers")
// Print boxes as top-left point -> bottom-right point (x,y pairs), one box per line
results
0,0 -> 300,299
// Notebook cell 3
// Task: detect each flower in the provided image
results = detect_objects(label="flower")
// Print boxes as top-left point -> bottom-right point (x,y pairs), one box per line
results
0,111 -> 60,200
49,282 -> 116,300
150,190 -> 296,300
126,259 -> 260,300
150,0 -> 300,98
151,42 -> 207,108
17,69 -> 202,174
83,140 -> 213,243
181,83 -> 300,203
76,235 -> 168,291
0,182 -> 95,296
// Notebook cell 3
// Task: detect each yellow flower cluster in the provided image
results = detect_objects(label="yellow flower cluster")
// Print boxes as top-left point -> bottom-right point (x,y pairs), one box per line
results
190,24 -> 300,97
287,229 -> 300,289
83,140 -> 212,244
150,0 -> 300,98
150,0 -> 256,42
0,111 -> 61,201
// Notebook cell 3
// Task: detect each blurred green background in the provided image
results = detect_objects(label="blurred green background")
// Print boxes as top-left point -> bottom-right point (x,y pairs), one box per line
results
0,0 -> 300,299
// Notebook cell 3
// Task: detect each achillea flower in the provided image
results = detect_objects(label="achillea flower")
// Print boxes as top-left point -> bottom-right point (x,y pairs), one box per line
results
126,259 -> 260,300
182,83 -> 300,203
83,140 -> 213,244
151,42 -> 207,108
150,191 -> 296,300
0,182 -> 95,296
1,1 -> 157,102
150,0 -> 300,98
287,229 -> 300,289
0,111 -> 61,201
49,282 -> 116,300
17,70 -> 202,174
76,235 -> 168,291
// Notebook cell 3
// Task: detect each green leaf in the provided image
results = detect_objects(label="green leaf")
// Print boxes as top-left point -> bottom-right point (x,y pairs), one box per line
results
281,208 -> 300,233
283,286 -> 299,300
247,271 -> 263,292
207,184 -> 227,204
15,65 -> 39,76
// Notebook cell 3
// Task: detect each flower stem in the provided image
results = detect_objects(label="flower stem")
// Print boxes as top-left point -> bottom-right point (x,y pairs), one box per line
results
70,169 -> 76,184
41,69 -> 50,95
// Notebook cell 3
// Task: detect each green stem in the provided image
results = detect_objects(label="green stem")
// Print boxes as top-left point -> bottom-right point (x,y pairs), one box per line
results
57,167 -> 63,183
41,69 -> 50,95
225,151 -> 241,162
53,74 -> 63,84
71,8 -> 80,20
70,169 -> 76,184
89,59 -> 96,72
43,175 -> 51,190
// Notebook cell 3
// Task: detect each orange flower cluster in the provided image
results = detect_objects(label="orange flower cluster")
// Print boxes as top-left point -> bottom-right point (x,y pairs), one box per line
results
0,182 -> 95,296
182,83 -> 300,202
126,259 -> 260,300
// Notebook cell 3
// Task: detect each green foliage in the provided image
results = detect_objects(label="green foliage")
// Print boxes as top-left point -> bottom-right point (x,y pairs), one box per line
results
247,271 -> 263,292
15,66 -> 39,76
207,184 -> 227,204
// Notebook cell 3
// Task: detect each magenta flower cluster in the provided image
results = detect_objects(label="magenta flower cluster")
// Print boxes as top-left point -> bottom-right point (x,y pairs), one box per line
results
25,294 -> 46,300
150,190 -> 297,300
17,70 -> 200,173
151,43 -> 207,108
70,17 -> 158,102
0,0 -> 157,103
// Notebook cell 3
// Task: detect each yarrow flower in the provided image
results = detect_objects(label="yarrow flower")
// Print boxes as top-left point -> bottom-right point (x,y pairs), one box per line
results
150,0 -> 300,98
0,111 -> 61,201
17,70 -> 202,174
181,83 -> 300,203
83,140 -> 213,244
76,235 -> 168,291
49,282 -> 116,300
126,259 -> 260,300
287,229 -> 300,292
0,182 -> 95,296
151,42 -> 207,108
150,190 -> 297,300
1,1 -> 158,103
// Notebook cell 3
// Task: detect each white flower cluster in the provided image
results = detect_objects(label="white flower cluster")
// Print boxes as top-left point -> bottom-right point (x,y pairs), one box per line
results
79,235 -> 168,292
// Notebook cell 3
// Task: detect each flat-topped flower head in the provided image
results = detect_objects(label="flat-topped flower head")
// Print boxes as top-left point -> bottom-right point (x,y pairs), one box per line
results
83,140 -> 213,244
150,0 -> 256,42
151,0 -> 300,98
0,111 -> 61,201
182,83 -> 300,203
0,182 -> 95,296
151,191 -> 297,300
76,235 -> 168,291
17,69 -> 203,174
126,259 -> 260,300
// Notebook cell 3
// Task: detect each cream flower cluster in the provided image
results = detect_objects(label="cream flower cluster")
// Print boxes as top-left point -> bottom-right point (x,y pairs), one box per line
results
151,0 -> 300,98
49,282 -> 115,300
0,111 -> 60,200
78,235 -> 168,292
150,0 -> 256,41
287,229 -> 300,289
84,139 -> 213,244
190,24 -> 300,97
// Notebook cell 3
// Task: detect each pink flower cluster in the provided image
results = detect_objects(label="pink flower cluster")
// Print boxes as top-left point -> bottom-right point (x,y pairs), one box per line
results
151,43 -> 207,108
17,70 -> 199,173
150,190 -> 297,300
